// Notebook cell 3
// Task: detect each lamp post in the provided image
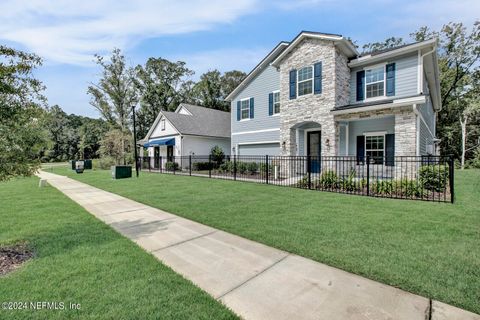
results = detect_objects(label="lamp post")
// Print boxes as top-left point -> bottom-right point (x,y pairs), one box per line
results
132,104 -> 139,178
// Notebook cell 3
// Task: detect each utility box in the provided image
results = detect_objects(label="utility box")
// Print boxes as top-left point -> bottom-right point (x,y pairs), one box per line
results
75,161 -> 85,174
71,160 -> 77,170
111,165 -> 132,179
84,159 -> 92,170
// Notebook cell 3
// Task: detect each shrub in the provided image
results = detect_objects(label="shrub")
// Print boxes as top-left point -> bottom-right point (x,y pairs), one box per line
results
419,164 -> 448,192
219,161 -> 233,173
296,176 -> 309,188
259,163 -> 272,174
193,162 -> 213,171
318,170 -> 339,189
210,145 -> 225,167
246,162 -> 259,175
165,162 -> 179,171
371,180 -> 394,195
394,179 -> 425,198
237,161 -> 248,174
97,156 -> 116,170
341,170 -> 360,192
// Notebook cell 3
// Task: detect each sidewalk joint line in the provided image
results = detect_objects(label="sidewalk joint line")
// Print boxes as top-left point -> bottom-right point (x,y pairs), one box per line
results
115,217 -> 177,230
216,254 -> 289,300
151,230 -> 218,252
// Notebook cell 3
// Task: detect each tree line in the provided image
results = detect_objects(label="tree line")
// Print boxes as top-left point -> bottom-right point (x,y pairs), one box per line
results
0,21 -> 479,181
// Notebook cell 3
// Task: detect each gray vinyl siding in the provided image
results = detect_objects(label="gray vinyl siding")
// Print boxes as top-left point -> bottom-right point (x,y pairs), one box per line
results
338,125 -> 347,156
238,143 -> 280,156
349,53 -> 419,104
230,65 -> 280,151
346,116 -> 395,156
231,130 -> 280,155
418,101 -> 435,136
419,119 -> 434,155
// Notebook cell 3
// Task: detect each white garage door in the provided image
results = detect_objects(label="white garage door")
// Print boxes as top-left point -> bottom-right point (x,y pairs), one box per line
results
238,143 -> 280,156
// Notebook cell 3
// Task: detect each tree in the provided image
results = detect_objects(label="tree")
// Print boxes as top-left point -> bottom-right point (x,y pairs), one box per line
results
133,58 -> 194,139
0,45 -> 49,181
88,48 -> 137,164
99,129 -> 133,165
361,37 -> 405,54
78,117 -> 109,159
88,48 -> 136,131
191,70 -> 246,111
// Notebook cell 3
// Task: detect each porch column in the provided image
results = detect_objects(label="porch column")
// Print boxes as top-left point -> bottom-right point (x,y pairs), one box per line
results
394,110 -> 417,157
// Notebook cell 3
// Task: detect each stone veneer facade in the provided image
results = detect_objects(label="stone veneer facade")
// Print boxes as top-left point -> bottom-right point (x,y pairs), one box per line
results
278,38 -> 351,156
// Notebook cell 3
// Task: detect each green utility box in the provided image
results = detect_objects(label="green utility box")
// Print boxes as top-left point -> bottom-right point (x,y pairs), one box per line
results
111,165 -> 132,179
84,159 -> 92,170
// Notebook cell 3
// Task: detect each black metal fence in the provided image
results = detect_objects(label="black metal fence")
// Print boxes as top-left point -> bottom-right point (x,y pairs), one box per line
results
137,155 -> 454,203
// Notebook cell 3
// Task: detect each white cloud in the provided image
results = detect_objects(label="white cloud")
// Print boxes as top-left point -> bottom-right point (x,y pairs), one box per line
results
0,0 -> 258,65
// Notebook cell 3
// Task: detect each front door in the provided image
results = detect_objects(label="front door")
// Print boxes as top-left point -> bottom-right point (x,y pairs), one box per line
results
154,147 -> 160,169
167,145 -> 174,162
307,131 -> 321,173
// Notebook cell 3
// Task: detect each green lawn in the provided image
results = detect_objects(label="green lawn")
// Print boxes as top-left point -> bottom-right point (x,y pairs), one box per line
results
50,166 -> 480,314
0,177 -> 238,320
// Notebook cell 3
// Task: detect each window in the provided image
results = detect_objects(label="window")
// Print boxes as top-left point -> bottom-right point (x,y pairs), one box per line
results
297,66 -> 313,96
365,66 -> 385,99
273,91 -> 280,114
240,99 -> 250,120
160,119 -> 166,131
365,135 -> 384,164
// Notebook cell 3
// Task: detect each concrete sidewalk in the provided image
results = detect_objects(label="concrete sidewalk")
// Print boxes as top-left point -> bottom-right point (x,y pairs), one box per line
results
37,171 -> 479,320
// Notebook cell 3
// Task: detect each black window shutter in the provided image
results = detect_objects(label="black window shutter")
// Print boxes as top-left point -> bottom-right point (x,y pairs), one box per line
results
356,70 -> 365,101
386,63 -> 396,96
289,69 -> 297,99
249,97 -> 254,119
356,135 -> 365,164
314,62 -> 322,94
268,93 -> 273,116
385,134 -> 395,166
237,101 -> 241,121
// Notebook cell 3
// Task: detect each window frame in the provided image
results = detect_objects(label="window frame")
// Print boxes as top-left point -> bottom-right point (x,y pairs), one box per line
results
160,119 -> 166,131
364,64 -> 386,101
239,97 -> 251,121
272,91 -> 280,115
364,132 -> 386,164
297,66 -> 313,97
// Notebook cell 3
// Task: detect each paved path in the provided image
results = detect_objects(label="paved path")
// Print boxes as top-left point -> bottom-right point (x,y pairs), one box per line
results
37,171 -> 479,320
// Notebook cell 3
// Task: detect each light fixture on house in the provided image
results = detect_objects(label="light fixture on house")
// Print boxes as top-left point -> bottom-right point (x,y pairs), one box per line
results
282,141 -> 286,151
325,138 -> 330,148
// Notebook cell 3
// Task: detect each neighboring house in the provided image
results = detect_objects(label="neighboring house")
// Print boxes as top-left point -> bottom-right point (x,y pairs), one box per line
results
226,31 -> 441,166
142,104 -> 230,168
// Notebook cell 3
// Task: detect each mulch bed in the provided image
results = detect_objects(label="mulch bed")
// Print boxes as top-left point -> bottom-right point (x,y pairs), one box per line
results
0,243 -> 33,276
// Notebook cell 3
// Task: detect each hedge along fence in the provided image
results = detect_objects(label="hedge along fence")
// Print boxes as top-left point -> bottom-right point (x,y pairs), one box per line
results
137,155 -> 454,203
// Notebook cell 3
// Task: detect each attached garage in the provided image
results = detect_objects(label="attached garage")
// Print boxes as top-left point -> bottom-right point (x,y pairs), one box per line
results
238,143 -> 280,156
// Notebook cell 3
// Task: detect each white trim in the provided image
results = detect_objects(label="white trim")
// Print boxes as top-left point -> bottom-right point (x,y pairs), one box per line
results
232,128 -> 280,136
348,38 -> 437,67
303,127 -> 322,157
345,123 -> 349,155
363,131 -> 387,136
295,128 -> 300,156
237,140 -> 280,146
331,95 -> 426,115
272,90 -> 281,115
417,50 -> 422,94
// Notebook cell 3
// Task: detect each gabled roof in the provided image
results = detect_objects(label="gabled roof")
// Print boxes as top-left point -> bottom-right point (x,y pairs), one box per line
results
145,103 -> 230,140
271,31 -> 358,67
225,41 -> 289,101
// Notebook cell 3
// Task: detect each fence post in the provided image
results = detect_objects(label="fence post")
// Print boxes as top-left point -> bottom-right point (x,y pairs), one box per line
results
189,155 -> 192,176
233,155 -> 237,181
307,155 -> 311,190
173,156 -> 176,175
265,155 -> 269,184
159,156 -> 162,173
148,156 -> 151,172
366,155 -> 370,196
208,155 -> 212,178
449,156 -> 455,203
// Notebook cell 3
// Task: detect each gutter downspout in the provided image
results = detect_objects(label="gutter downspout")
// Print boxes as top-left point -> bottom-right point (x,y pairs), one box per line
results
418,45 -> 437,94
412,104 -> 421,156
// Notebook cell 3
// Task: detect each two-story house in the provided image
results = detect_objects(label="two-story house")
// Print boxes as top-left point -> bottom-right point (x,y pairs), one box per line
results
226,31 -> 440,168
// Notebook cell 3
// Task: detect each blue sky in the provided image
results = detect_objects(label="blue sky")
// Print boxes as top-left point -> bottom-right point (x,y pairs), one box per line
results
0,0 -> 477,118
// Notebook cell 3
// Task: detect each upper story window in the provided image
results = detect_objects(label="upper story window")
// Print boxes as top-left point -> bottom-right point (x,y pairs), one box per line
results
273,91 -> 280,114
160,119 -> 166,130
240,99 -> 250,120
365,66 -> 385,99
297,66 -> 313,96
